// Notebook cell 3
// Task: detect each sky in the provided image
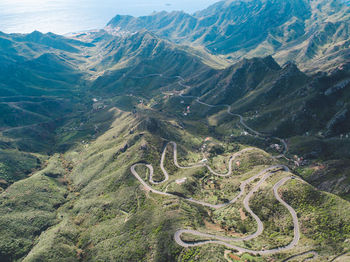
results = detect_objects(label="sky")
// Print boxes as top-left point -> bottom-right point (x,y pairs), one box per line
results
0,0 -> 220,34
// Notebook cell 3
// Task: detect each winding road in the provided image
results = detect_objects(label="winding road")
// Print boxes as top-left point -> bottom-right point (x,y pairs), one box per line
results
131,73 -> 289,155
130,142 -> 300,255
176,76 -> 289,155
174,176 -> 299,256
129,73 -> 302,256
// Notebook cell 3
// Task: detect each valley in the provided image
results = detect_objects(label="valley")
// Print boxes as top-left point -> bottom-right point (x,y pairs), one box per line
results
1,0 -> 350,261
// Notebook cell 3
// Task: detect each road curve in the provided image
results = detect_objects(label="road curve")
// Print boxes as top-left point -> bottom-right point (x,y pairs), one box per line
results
175,77 -> 289,155
128,73 -> 300,256
130,144 -> 299,255
174,176 -> 300,255
129,73 -> 289,155
168,141 -> 257,177
132,142 -> 285,209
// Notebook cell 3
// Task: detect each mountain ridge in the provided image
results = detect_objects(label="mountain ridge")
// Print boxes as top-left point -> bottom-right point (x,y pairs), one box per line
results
107,0 -> 350,72
0,1 -> 350,261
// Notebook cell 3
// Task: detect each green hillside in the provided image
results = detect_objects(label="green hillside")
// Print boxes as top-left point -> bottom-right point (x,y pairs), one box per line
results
1,0 -> 350,261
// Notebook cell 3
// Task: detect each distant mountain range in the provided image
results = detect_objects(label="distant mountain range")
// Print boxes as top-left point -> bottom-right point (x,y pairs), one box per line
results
1,1 -> 350,261
0,0 -> 349,208
80,26 -> 350,140
107,0 -> 350,72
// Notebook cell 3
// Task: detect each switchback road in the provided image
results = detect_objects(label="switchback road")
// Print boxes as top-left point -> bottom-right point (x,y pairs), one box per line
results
129,73 -> 301,256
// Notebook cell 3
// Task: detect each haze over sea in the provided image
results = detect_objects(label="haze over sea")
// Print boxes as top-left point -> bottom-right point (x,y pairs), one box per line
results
0,0 -> 218,35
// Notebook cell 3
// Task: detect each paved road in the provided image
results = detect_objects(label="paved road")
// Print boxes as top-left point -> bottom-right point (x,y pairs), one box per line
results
129,73 -> 289,155
174,175 -> 299,256
130,143 -> 300,255
169,141 -> 256,177
175,77 -> 289,155
128,73 -> 301,256
131,164 -> 170,197
132,142 -> 276,209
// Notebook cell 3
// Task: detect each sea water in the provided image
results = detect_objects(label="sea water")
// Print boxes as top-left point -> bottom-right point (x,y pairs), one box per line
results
0,0 -> 218,34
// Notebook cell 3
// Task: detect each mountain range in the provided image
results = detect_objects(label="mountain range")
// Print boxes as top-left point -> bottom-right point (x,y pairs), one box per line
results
107,0 -> 350,72
0,0 -> 350,261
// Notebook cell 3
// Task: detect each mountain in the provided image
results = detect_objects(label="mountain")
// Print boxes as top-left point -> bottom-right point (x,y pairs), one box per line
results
89,30 -> 219,97
83,29 -> 350,200
1,1 -> 350,261
154,55 -> 350,199
107,0 -> 350,72
178,56 -> 350,138
0,32 -> 91,184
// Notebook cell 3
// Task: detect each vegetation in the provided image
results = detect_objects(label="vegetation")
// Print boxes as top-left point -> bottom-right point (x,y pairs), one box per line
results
1,1 -> 350,260
0,155 -> 67,261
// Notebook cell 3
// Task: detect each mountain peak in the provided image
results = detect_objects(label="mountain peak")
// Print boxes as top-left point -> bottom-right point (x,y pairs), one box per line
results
25,30 -> 44,40
107,0 -> 349,71
233,55 -> 281,72
262,55 -> 281,70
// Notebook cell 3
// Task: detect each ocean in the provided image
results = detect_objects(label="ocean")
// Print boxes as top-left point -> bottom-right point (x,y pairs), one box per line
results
0,0 -> 219,35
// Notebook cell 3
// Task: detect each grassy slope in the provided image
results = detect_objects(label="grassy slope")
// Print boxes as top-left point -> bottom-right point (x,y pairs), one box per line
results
161,55 -> 350,200
0,32 -> 92,186
0,103 -> 348,261
0,29 -> 350,262
0,155 -> 68,261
